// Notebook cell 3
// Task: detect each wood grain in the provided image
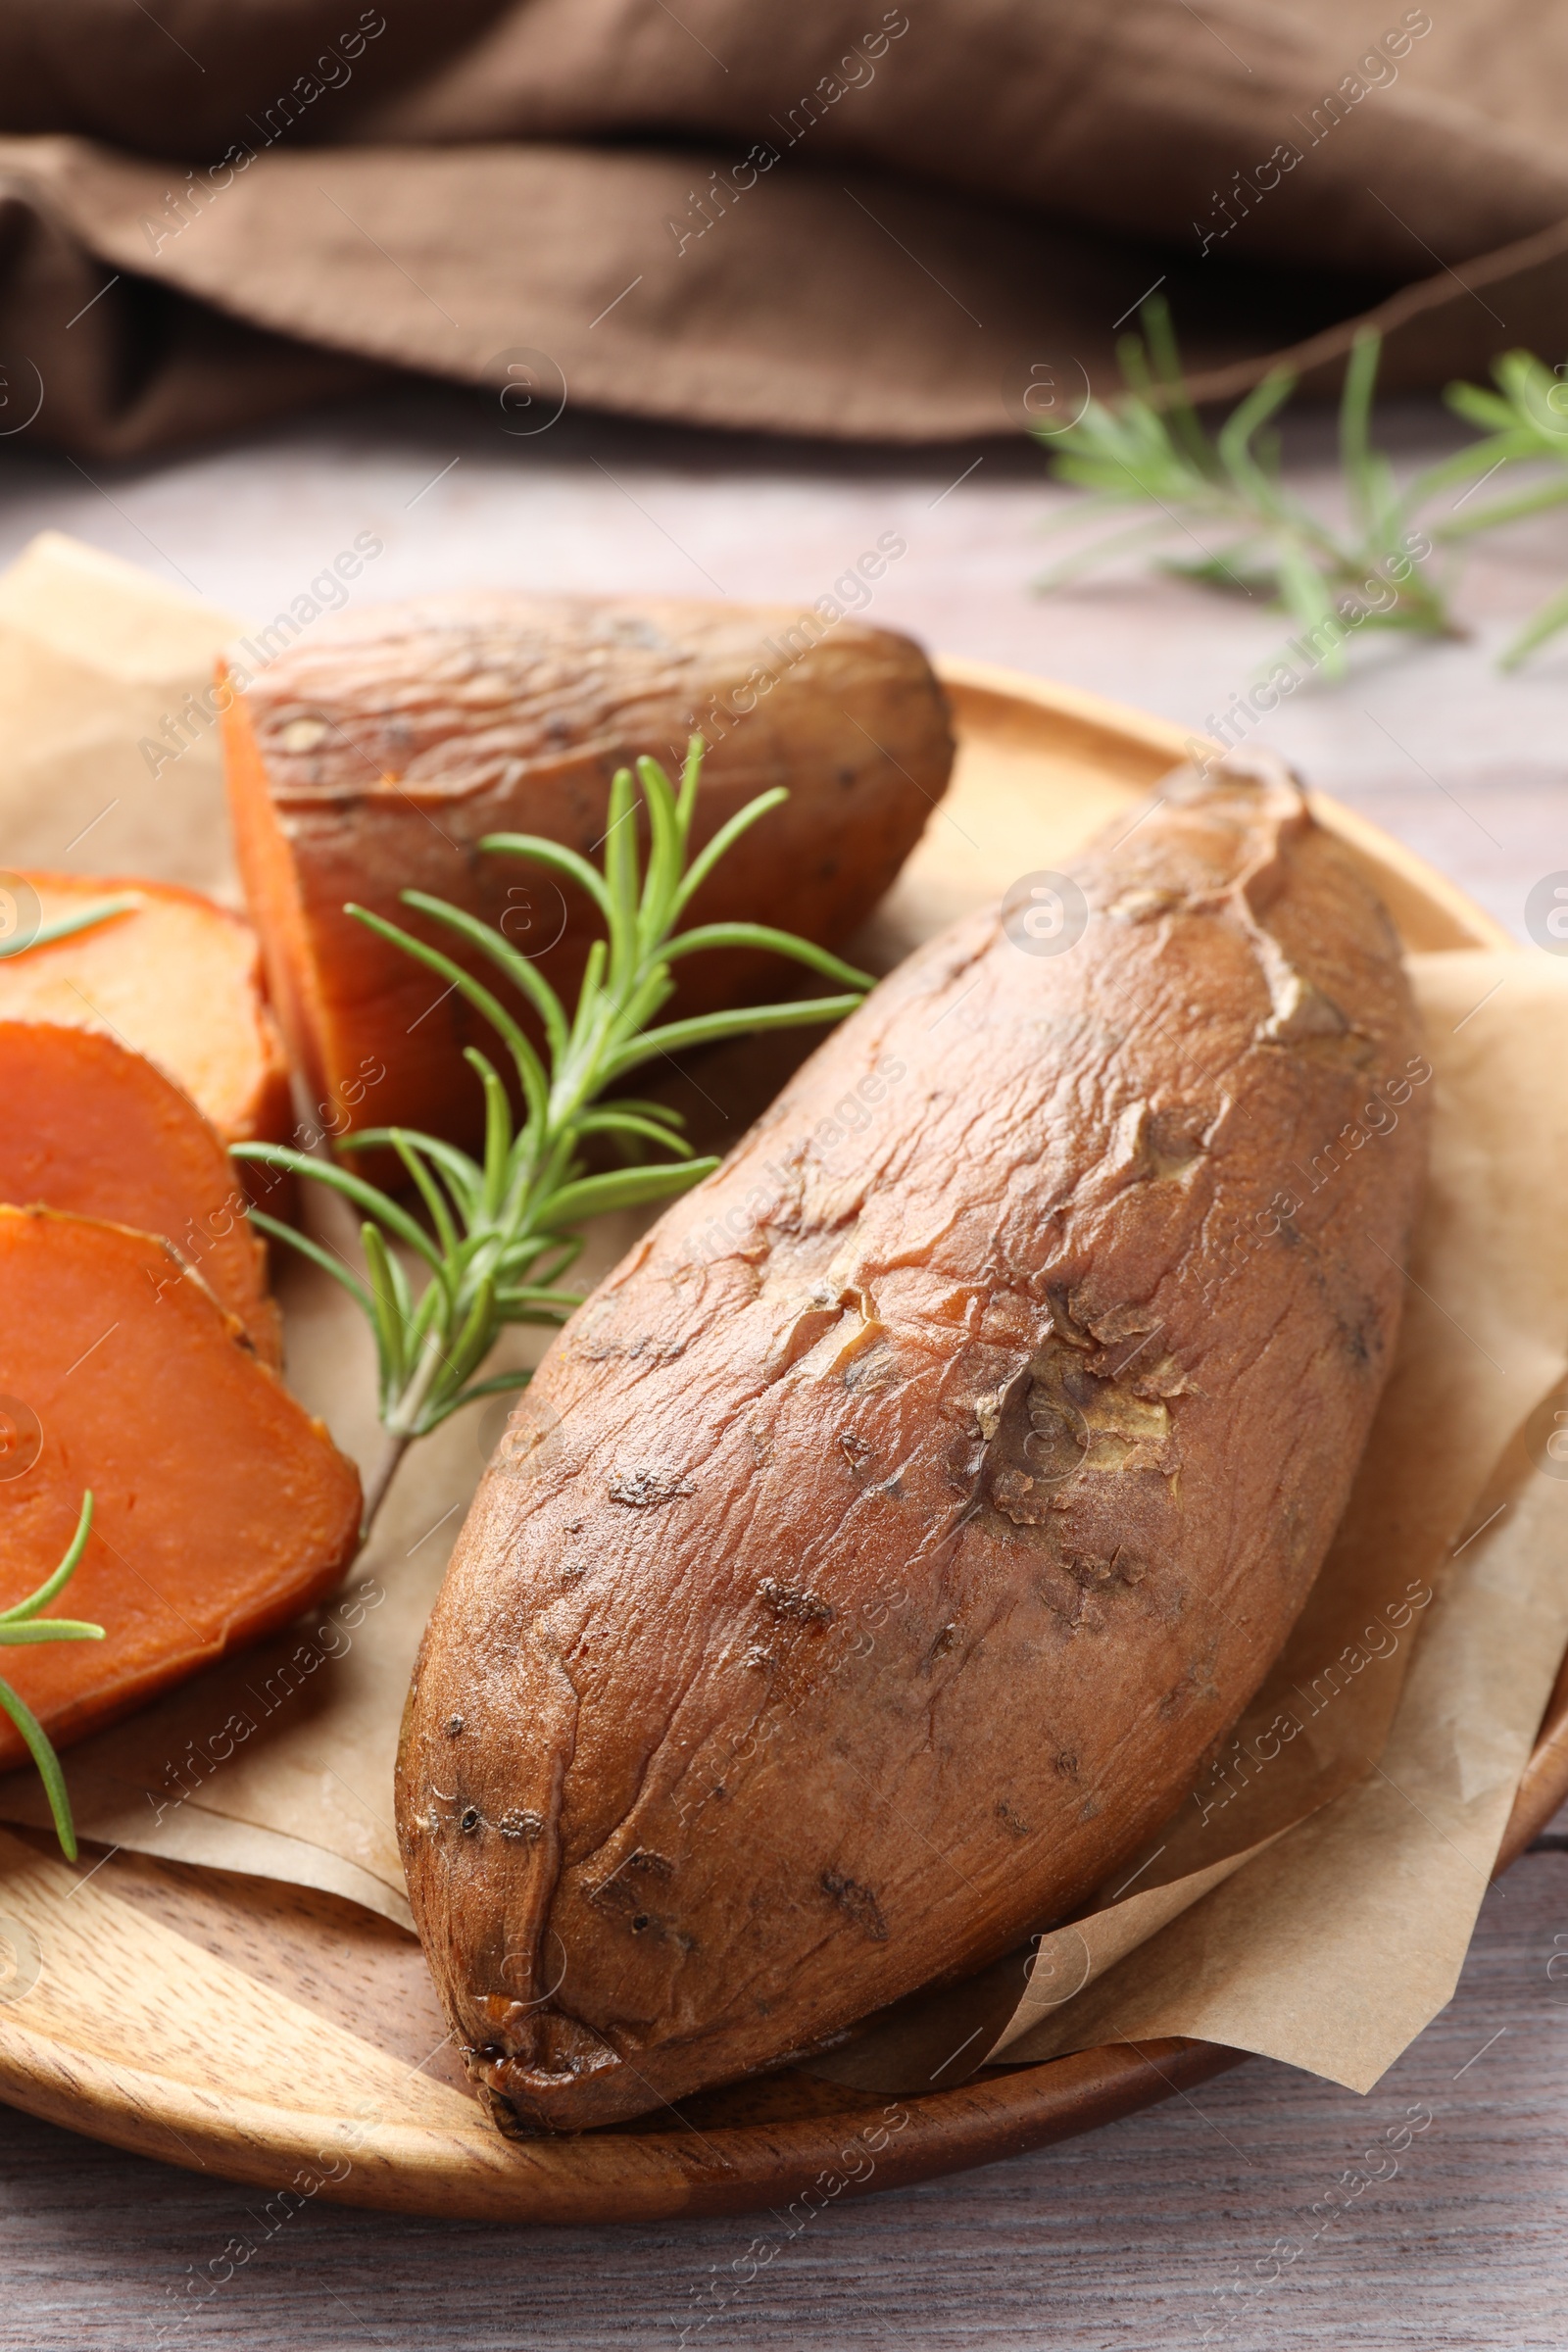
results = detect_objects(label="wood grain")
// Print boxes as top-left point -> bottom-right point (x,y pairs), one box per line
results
0,1844 -> 1563,2349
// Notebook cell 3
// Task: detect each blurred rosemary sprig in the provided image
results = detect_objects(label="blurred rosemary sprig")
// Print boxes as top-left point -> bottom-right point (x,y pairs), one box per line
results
0,893 -> 139,959
0,1492 -> 103,1860
236,742 -> 870,1536
1435,350 -> 1568,666
1034,298 -> 1568,671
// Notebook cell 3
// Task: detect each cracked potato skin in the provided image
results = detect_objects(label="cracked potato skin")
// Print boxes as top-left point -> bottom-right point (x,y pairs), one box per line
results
397,757 -> 1429,2133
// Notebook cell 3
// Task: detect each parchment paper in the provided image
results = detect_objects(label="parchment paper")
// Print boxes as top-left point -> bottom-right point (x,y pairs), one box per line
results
0,532 -> 239,894
1,532 -> 1565,2097
994,1401 -> 1568,2091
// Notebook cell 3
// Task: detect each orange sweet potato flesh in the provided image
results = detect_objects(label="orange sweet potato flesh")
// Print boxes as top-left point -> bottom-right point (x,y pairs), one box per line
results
0,872 -> 290,1151
221,595 -> 954,1147
0,1204 -> 361,1767
0,1021 -> 280,1368
396,758 -> 1430,2134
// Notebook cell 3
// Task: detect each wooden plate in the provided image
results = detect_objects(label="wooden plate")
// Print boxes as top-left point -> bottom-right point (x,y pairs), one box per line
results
0,662 -> 1556,2225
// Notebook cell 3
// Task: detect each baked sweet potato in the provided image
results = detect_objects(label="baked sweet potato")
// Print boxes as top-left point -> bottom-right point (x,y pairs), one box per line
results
0,1204 -> 360,1766
396,755 -> 1429,2133
220,594 -> 953,1147
0,871 -> 289,1150
0,1021 -> 280,1366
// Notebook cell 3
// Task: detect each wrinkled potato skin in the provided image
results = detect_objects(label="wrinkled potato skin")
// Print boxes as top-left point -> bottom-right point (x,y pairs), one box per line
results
222,595 -> 953,1145
397,760 -> 1428,2134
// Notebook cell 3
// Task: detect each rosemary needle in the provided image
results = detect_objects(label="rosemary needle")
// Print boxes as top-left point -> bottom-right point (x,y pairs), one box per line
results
0,1492 -> 104,1861
0,894 -> 140,959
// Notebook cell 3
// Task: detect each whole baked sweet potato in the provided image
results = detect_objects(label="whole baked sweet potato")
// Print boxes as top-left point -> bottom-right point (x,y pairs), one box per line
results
396,756 -> 1429,2133
221,593 -> 953,1146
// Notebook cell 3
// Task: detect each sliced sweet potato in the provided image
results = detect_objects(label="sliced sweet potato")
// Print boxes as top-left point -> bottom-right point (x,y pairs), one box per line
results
0,1204 -> 361,1765
0,870 -> 290,1149
0,1022 -> 281,1367
221,593 -> 953,1147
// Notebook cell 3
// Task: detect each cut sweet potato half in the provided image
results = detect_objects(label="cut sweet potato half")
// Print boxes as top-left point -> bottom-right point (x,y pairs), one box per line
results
0,1022 -> 281,1367
221,593 -> 953,1149
0,1204 -> 361,1765
0,870 -> 290,1150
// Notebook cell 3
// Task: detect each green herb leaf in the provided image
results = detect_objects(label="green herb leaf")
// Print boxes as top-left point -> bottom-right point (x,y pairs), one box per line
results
0,894 -> 140,961
0,1493 -> 103,1860
1426,348 -> 1568,663
1035,303 -> 1568,671
1034,299 -> 1457,663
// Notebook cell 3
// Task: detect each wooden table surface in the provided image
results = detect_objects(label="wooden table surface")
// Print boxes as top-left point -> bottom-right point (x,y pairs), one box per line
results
2,384 -> 1567,2351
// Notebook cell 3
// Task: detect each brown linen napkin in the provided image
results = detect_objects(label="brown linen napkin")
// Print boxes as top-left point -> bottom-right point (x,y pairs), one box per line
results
4,0 -> 1568,456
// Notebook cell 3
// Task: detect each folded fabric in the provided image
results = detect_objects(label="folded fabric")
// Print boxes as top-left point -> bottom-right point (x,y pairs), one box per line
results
3,0 -> 1566,452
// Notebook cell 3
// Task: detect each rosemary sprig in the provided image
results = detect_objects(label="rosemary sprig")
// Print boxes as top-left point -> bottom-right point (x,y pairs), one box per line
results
1432,350 -> 1568,666
0,1492 -> 104,1860
0,893 -> 140,959
1035,301 -> 1454,670
235,742 -> 870,1535
1035,300 -> 1568,671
